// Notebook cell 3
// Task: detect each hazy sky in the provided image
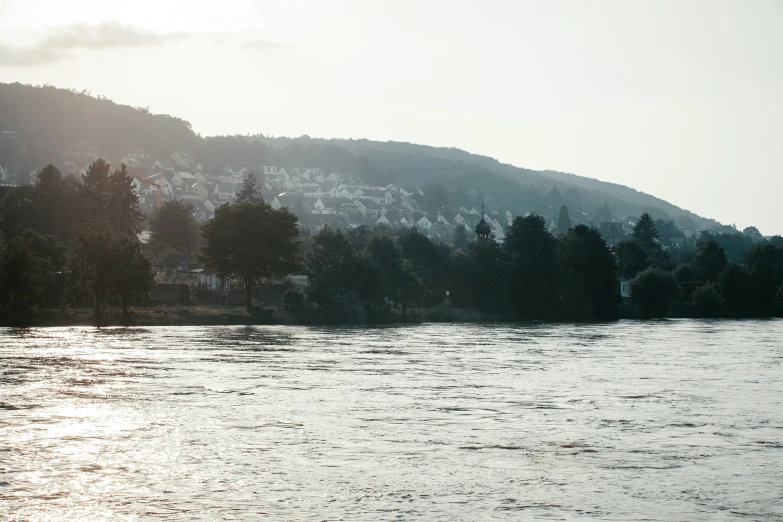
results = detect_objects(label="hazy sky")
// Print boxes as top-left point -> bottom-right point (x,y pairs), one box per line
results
1,0 -> 781,234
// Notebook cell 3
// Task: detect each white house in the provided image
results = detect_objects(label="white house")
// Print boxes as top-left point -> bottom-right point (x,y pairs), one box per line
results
172,172 -> 197,187
619,278 -> 632,298
417,216 -> 433,230
376,215 -> 391,226
215,183 -> 238,201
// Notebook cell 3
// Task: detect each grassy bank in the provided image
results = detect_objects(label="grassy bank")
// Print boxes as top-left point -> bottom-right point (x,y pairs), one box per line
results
0,306 -> 262,327
0,305 -> 522,327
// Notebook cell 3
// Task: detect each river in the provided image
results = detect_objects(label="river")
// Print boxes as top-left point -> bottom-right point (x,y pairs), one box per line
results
1,321 -> 782,520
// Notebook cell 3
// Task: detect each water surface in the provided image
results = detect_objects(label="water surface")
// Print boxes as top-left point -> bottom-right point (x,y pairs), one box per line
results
1,321 -> 782,520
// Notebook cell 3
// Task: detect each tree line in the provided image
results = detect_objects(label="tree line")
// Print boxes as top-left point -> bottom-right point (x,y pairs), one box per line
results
1,161 -> 782,322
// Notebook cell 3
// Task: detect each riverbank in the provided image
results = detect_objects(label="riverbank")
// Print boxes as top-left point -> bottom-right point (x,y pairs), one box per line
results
0,305 -> 516,327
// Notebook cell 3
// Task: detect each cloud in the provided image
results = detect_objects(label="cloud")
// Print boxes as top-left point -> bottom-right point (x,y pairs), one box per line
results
0,22 -> 197,66
243,38 -> 286,51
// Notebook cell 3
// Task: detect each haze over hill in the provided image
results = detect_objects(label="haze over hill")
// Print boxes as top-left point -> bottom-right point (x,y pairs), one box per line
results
0,82 -> 727,231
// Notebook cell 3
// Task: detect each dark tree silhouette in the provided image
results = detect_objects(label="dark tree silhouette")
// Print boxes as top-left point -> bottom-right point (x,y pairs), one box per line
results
236,175 -> 263,204
200,201 -> 299,309
692,240 -> 728,283
616,240 -> 648,278
633,213 -> 659,251
106,163 -> 144,236
148,200 -> 199,263
505,215 -> 559,318
630,267 -> 681,318
0,229 -> 64,313
557,204 -> 571,235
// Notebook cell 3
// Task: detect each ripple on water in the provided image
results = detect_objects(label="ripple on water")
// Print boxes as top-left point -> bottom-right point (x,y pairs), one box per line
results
1,320 -> 782,521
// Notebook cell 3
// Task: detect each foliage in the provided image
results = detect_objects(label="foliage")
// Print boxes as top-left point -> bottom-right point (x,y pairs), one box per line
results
633,213 -> 659,252
67,220 -> 153,318
558,225 -> 620,320
505,215 -> 559,318
557,204 -> 571,235
597,221 -> 625,244
452,224 -> 469,251
200,200 -> 300,309
236,175 -> 263,204
148,200 -> 199,263
0,229 -> 64,313
692,240 -> 728,283
630,267 -> 681,318
616,240 -> 648,279
690,284 -> 726,318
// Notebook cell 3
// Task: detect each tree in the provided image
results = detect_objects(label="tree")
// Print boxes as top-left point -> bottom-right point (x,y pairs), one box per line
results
593,202 -> 612,223
148,200 -> 199,263
423,183 -> 449,213
558,225 -> 620,320
106,163 -> 144,236
597,221 -> 625,245
692,240 -> 728,283
0,229 -> 64,313
505,215 -> 559,318
111,235 -> 154,315
718,264 -> 751,317
201,200 -> 300,309
630,268 -> 681,318
547,186 -> 562,211
745,244 -> 783,316
451,237 -> 508,311
633,213 -> 659,251
80,159 -> 111,222
305,226 -> 359,307
616,240 -> 648,278
557,204 -> 571,235
654,219 -> 682,246
742,226 -> 762,241
691,284 -> 726,318
236,175 -> 262,204
67,220 -> 119,319
452,223 -> 469,251
32,164 -> 80,241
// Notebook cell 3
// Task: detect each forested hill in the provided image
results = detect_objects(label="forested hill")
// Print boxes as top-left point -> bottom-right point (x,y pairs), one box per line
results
0,82 -> 720,229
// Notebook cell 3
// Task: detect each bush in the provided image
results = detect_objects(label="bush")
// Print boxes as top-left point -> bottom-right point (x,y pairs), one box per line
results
691,283 -> 726,318
630,268 -> 681,318
281,288 -> 305,314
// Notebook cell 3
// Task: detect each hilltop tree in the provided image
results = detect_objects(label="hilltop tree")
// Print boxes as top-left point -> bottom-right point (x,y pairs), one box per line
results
201,200 -> 300,309
452,223 -> 469,251
633,213 -> 659,251
593,202 -> 612,223
148,200 -> 199,263
547,186 -> 562,211
557,204 -> 571,235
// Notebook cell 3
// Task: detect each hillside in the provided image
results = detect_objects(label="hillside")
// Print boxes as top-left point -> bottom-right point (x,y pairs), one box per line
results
0,82 -> 720,229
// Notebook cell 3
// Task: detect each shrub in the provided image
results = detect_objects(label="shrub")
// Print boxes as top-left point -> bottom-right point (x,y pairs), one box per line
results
630,268 -> 681,318
691,283 -> 726,318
